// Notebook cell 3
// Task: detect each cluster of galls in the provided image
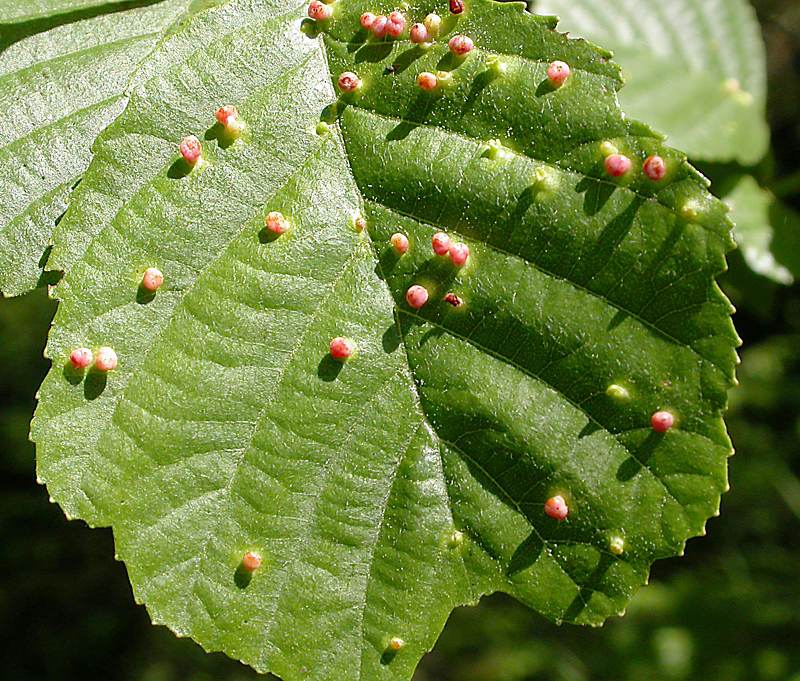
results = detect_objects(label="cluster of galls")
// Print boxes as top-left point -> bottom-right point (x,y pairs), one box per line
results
389,230 -> 469,311
389,228 -> 676,531
67,105 -> 249,378
599,140 -> 669,183
179,105 -> 246,168
360,9 -> 407,38
68,266 -> 166,375
67,3 -> 684,640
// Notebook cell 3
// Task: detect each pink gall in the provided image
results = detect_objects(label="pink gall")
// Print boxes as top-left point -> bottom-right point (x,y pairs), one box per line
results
360,12 -> 376,29
546,60 -> 570,88
215,105 -> 237,127
141,267 -> 164,292
417,71 -> 438,91
448,242 -> 469,266
651,410 -> 675,433
329,336 -> 354,360
643,155 -> 667,181
337,71 -> 362,93
432,232 -> 451,255
215,105 -> 244,136
604,153 -> 632,177
390,233 -> 409,254
410,23 -> 429,44
94,346 -> 118,373
405,285 -> 429,309
69,348 -> 93,370
307,0 -> 332,20
266,211 -> 290,235
179,135 -> 202,166
371,14 -> 389,37
241,551 -> 262,572
386,10 -> 405,37
544,495 -> 568,521
448,34 -> 474,57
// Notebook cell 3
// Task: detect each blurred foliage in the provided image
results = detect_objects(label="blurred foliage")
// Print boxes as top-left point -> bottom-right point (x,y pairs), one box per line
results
2,0 -> 799,679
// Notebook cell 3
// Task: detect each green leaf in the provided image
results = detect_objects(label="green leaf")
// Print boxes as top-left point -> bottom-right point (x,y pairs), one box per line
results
32,0 -> 738,679
535,0 -> 769,165
0,0 -> 203,296
723,175 -> 800,285
0,0 -> 145,24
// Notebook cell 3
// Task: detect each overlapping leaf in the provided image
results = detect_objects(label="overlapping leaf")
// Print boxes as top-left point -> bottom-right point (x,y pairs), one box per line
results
0,0 -> 207,295
535,0 -> 769,164
32,0 -> 738,679
724,175 -> 800,284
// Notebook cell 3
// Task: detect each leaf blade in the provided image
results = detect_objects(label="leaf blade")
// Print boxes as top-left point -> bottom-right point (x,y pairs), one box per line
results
0,0 -> 197,295
535,0 -> 770,164
33,1 -> 738,679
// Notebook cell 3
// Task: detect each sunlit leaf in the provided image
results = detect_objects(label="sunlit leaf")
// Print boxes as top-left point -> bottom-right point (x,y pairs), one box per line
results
33,1 -> 738,678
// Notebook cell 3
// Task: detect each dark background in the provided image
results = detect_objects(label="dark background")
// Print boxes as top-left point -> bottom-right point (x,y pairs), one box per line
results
2,1 -> 799,679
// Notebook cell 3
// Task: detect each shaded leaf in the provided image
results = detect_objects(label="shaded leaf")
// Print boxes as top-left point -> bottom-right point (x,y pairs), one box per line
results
724,175 -> 800,284
33,0 -> 738,679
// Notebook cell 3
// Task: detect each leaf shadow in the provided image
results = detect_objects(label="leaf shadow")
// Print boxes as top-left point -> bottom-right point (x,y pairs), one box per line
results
459,69 -> 497,117
391,45 -> 426,74
0,0 -> 163,52
380,648 -> 398,666
258,227 -> 281,244
344,27 -> 370,52
167,157 -> 193,179
607,310 -> 628,331
83,369 -> 107,400
578,421 -> 603,439
136,284 -> 156,305
62,362 -> 85,386
535,78 -> 557,97
376,246 -> 401,276
381,324 -> 401,353
575,175 -> 616,216
299,18 -> 322,39
571,196 -> 643,281
386,91 -> 434,140
234,564 -> 253,589
616,430 -> 663,481
204,122 -> 237,150
355,41 -> 393,64
317,355 -> 344,382
506,531 -> 545,577
509,185 -> 537,225
562,552 -> 616,622
386,120 -> 420,141
436,51 -> 465,72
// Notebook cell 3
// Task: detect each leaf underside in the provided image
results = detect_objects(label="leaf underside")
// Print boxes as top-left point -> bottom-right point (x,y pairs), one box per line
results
535,0 -> 769,165
31,1 -> 739,679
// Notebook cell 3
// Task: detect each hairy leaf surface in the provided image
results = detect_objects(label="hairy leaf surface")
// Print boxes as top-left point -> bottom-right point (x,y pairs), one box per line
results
0,0 -> 204,295
535,0 -> 769,164
33,1 -> 738,679
0,0 -> 147,23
